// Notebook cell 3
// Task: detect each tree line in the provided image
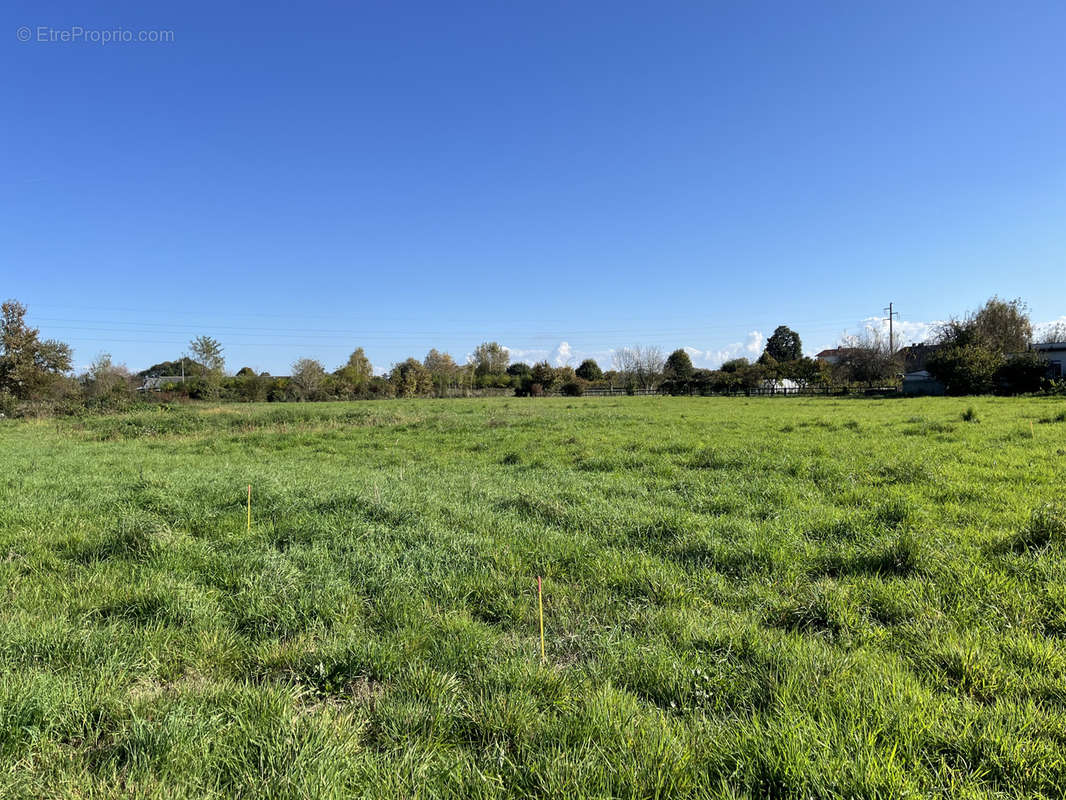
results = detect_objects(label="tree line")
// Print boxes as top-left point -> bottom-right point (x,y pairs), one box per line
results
1,296 -> 1062,417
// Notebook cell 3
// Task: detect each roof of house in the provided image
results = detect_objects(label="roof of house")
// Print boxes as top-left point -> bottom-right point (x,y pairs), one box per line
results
140,376 -> 185,388
1034,341 -> 1066,351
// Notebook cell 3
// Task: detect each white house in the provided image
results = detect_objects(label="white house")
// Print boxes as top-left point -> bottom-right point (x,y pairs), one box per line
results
1034,342 -> 1066,378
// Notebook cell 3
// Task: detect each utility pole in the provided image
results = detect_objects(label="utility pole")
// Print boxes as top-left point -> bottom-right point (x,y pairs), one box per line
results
883,303 -> 899,353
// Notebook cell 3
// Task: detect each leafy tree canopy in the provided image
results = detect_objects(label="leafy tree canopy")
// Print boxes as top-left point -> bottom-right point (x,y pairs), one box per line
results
574,358 -> 603,382
936,297 -> 1032,355
1,299 -> 73,401
189,335 -> 224,375
664,349 -> 694,381
138,358 -> 206,378
764,325 -> 803,362
720,357 -> 750,373
472,341 -> 509,376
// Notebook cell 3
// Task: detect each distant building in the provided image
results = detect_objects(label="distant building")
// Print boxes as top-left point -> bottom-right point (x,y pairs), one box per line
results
902,370 -> 945,396
1033,342 -> 1066,378
140,376 -> 184,391
896,342 -> 944,372
814,348 -> 855,365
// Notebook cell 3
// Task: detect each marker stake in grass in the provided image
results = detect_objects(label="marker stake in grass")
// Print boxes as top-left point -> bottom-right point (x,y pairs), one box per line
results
247,484 -> 252,532
537,576 -> 545,662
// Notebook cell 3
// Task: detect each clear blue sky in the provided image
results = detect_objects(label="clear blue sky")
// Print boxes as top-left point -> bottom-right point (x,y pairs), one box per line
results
4,1 -> 1064,374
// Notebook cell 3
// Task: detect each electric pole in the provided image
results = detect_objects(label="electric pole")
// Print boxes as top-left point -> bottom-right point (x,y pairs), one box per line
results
883,303 -> 899,353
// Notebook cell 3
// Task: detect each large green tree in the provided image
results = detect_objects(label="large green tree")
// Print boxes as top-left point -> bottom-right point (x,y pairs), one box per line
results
936,297 -> 1032,354
0,300 -> 73,403
290,358 -> 328,400
664,349 -> 694,381
335,347 -> 373,396
575,359 -> 602,382
390,358 -> 431,397
764,325 -> 803,362
424,349 -> 459,396
530,361 -> 558,393
929,297 -> 1034,394
472,341 -> 509,376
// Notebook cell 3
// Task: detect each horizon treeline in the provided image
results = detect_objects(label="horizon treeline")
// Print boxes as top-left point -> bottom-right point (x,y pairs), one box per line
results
1,296 -> 1063,417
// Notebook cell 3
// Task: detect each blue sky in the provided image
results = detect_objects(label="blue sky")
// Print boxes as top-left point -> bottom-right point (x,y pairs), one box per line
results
3,1 -> 1064,374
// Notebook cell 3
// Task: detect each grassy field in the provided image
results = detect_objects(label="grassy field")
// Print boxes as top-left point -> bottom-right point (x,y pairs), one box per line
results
2,396 -> 1066,798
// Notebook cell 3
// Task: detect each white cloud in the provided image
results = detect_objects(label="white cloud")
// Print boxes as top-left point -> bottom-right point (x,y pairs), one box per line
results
682,330 -> 764,369
499,341 -> 580,367
501,344 -> 549,364
856,316 -> 940,348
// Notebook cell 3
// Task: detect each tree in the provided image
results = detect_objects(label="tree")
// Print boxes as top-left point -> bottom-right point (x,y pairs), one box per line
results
929,297 -> 1035,395
936,297 -> 1032,354
390,358 -> 431,397
926,346 -> 1001,395
575,358 -> 603,382
835,330 -> 898,386
662,349 -> 695,394
785,356 -> 826,387
471,342 -> 509,377
764,325 -> 803,362
720,358 -> 750,373
560,381 -> 584,396
80,353 -> 133,409
231,368 -> 268,402
554,365 -> 577,385
1039,321 -> 1066,344
756,351 -> 781,379
138,358 -> 205,379
664,349 -> 694,381
972,297 -> 1032,354
0,300 -> 73,404
423,349 -> 456,375
506,362 -> 532,377
291,358 -> 328,400
998,352 -> 1047,394
530,361 -> 558,393
335,347 -> 373,397
612,345 -> 665,392
424,349 -> 459,396
189,336 -> 224,376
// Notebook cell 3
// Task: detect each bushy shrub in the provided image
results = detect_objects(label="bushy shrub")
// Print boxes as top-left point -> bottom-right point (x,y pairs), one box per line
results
998,351 -> 1048,394
560,381 -> 584,396
927,345 -> 1002,395
575,359 -> 602,381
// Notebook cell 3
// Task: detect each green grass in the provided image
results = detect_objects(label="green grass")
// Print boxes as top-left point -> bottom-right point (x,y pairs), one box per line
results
1,395 -> 1066,798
